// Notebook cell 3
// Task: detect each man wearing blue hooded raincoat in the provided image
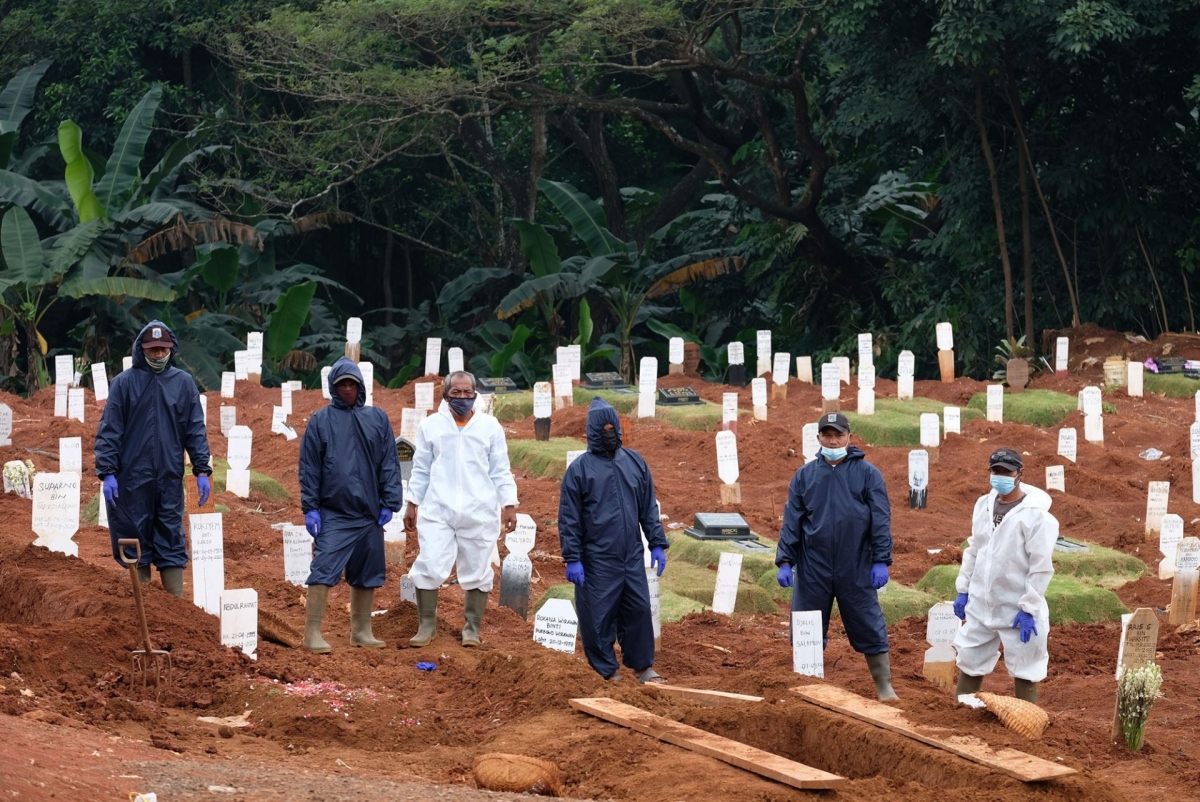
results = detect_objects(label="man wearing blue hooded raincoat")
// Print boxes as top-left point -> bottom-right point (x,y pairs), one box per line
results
299,357 -> 404,653
559,397 -> 668,683
95,320 -> 213,597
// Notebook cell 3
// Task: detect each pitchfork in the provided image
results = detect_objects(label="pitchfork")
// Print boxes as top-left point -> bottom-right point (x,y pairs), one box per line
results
117,538 -> 173,694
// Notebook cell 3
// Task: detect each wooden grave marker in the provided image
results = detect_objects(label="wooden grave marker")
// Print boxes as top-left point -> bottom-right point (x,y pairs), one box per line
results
936,322 -> 955,382
1170,538 -> 1200,625
1113,607 -> 1159,738
1144,481 -> 1169,542
500,513 -> 536,619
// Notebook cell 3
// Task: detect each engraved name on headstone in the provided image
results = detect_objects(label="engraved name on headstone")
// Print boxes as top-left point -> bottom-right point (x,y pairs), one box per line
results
792,610 -> 824,678
220,588 -> 257,659
533,597 -> 578,653
711,551 -> 743,615
190,513 -> 225,616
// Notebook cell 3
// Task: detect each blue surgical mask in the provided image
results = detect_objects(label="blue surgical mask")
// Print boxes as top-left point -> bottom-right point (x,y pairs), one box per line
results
990,475 -> 1017,495
447,396 -> 475,417
821,446 -> 848,461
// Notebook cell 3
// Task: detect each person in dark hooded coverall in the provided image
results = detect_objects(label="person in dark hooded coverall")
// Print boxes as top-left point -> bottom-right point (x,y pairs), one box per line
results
559,397 -> 668,683
299,357 -> 404,653
95,320 -> 213,598
776,411 -> 897,700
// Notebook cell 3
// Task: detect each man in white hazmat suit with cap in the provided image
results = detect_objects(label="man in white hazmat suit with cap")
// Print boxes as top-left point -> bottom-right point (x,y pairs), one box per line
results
952,448 -> 1058,703
404,370 -> 518,647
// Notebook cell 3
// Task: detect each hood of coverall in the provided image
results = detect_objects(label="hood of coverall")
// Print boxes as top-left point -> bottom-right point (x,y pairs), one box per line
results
327,357 -> 366,409
130,320 -> 178,370
585,396 -> 622,456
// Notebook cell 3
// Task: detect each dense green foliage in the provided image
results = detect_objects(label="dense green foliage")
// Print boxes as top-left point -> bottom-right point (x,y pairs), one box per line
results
0,0 -> 1195,392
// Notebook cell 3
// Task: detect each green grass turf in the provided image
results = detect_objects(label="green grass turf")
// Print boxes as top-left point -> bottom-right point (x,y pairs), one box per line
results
491,387 -> 726,430
1143,373 -> 1200,398
965,388 -> 1078,427
84,492 -> 231,525
533,582 -> 708,623
210,458 -> 290,500
507,437 -> 587,480
916,564 -> 1129,624
845,397 -> 984,447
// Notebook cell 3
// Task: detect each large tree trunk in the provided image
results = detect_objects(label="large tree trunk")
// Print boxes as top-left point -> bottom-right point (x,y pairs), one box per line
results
975,78 -> 1016,343
1018,142 -> 1034,346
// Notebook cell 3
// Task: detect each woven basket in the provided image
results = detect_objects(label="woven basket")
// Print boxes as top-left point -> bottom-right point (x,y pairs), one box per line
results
976,692 -> 1049,739
473,752 -> 564,797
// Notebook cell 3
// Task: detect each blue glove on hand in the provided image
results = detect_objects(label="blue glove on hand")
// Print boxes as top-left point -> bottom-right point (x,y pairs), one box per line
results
196,474 -> 211,507
1012,611 -> 1038,643
650,547 -> 666,577
777,564 -> 793,588
378,508 -> 394,526
870,562 -> 889,590
953,592 -> 969,621
565,561 -> 585,587
102,475 -> 119,504
305,510 -> 322,537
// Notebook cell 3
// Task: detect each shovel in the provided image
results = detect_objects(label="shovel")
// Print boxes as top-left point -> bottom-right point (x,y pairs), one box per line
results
116,538 -> 173,694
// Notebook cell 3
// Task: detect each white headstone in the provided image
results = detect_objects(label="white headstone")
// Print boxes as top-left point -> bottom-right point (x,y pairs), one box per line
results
1046,465 -> 1065,492
54,384 -> 66,417
1177,537 -> 1200,571
647,569 -> 662,640
711,551 -> 743,616
986,384 -> 1004,423
400,408 -> 421,442
943,407 -> 960,436
447,347 -> 464,375
1191,422 -> 1200,460
246,332 -> 263,374
857,364 -> 875,390
233,350 -> 249,381
92,363 -> 109,403
225,469 -> 250,498
67,389 -> 84,423
1080,386 -> 1103,417
566,344 -> 582,381
727,342 -> 744,365
1159,515 -> 1184,579
897,375 -> 914,401
122,355 -> 133,372
533,382 -> 552,418
189,513 -> 225,616
935,322 -> 953,351
1195,390 -> 1200,423
97,491 -> 108,528
320,366 -> 331,399
425,337 -> 442,376
357,362 -> 374,407
226,425 -> 253,471
715,430 -> 739,485
31,472 -> 80,556
283,525 -> 313,586
1055,337 -> 1069,372
820,363 -> 840,401
751,377 -> 768,420
1145,481 -> 1170,535
281,384 -> 293,416
832,356 -> 851,385
772,352 -> 790,385
346,317 -> 362,344
1127,362 -> 1143,397
218,371 -> 234,399
755,330 -> 772,375
721,392 -> 738,425
1194,459 -> 1200,505
638,362 -> 657,419
533,597 -> 578,653
400,574 -> 417,604
897,350 -> 915,377
0,403 -> 11,446
857,386 -> 875,416
791,610 -> 824,678
271,406 -> 296,440
669,337 -> 684,365
857,333 -> 874,369
55,354 -> 73,387
553,363 -> 573,399
919,413 -> 940,448
199,395 -> 207,429
565,450 -> 585,471
415,382 -> 435,413
909,449 -> 929,492
58,437 -> 82,475
219,588 -> 257,659
795,356 -> 813,384
507,512 -> 537,556
1084,412 -> 1104,444
1058,428 -> 1077,462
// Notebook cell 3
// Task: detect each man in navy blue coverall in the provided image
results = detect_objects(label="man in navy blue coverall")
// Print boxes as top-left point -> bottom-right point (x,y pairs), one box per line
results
776,412 -> 898,700
95,320 -> 213,598
559,398 -> 668,683
299,357 -> 404,653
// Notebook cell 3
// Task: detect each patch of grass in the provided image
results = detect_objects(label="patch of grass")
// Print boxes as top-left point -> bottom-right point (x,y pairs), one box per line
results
211,458 -> 290,500
1054,542 -> 1147,587
574,387 -> 638,413
574,387 -> 726,431
756,569 -> 941,626
533,582 -> 707,623
665,530 -> 777,580
845,397 -> 984,447
507,437 -> 587,480
83,489 -> 234,526
662,560 -> 780,614
916,564 -> 1128,624
966,388 -> 1078,427
1144,373 -> 1200,398
491,392 -> 534,421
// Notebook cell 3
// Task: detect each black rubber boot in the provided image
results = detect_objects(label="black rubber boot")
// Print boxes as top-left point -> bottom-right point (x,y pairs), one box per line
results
461,589 -> 487,647
865,652 -> 898,701
159,567 -> 184,598
304,584 -> 332,654
409,588 -> 438,647
956,671 -> 984,699
350,586 -> 385,648
1014,678 -> 1039,703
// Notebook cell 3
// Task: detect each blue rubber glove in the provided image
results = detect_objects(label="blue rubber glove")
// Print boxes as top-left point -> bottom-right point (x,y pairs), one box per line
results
196,474 -> 211,507
650,547 -> 667,577
1012,611 -> 1038,643
870,562 -> 889,590
565,561 -> 585,586
102,475 -> 119,504
378,508 -> 394,527
777,564 -> 793,588
953,592 -> 969,621
304,510 -> 322,537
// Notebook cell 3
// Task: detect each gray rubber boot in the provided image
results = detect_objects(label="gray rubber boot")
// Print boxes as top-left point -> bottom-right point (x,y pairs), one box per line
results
303,584 -> 332,654
159,567 -> 184,598
461,589 -> 488,648
1014,678 -> 1039,703
349,586 -> 385,648
409,588 -> 438,647
136,565 -> 152,583
956,671 -> 984,698
865,652 -> 898,701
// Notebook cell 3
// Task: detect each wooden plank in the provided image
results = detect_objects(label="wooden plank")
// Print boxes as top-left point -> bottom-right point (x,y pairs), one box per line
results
792,685 -> 1076,783
570,697 -> 845,790
643,684 -> 764,706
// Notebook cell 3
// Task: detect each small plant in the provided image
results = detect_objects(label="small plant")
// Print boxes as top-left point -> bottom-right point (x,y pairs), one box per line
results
1116,662 -> 1163,751
992,336 -> 1038,382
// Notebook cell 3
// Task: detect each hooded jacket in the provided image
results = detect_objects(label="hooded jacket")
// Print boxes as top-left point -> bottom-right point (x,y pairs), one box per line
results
558,397 -> 667,566
95,319 -> 211,480
299,357 -> 404,521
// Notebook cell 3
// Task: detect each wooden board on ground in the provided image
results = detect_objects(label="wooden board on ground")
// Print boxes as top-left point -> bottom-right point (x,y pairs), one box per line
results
791,685 -> 1076,783
570,697 -> 845,790
643,684 -> 764,707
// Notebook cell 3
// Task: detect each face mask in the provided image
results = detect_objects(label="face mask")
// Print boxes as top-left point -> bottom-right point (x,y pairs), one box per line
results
447,396 -> 475,417
990,475 -> 1017,495
146,354 -> 170,373
821,446 -> 847,461
601,428 -> 619,455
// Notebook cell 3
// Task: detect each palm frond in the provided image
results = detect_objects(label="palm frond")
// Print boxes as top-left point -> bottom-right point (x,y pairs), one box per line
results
644,256 -> 746,298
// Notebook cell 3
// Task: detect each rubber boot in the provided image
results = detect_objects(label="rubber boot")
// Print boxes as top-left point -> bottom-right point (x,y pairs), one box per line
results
160,567 -> 184,598
409,588 -> 438,647
956,671 -> 984,699
303,584 -> 332,654
1014,678 -> 1039,704
136,565 -> 152,583
865,652 -> 898,701
461,589 -> 487,647
349,586 -> 385,648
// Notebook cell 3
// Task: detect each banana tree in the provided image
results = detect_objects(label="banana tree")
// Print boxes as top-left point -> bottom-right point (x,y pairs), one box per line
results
497,179 -> 745,381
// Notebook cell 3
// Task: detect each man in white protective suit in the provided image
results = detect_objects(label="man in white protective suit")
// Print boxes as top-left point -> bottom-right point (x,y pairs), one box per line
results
403,371 -> 518,648
952,448 -> 1058,703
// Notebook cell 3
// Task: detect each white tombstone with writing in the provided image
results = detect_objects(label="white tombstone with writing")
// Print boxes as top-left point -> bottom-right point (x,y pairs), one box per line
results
1159,514 -> 1184,580
533,382 -> 552,419
283,524 -> 313,586
772,352 -> 790,385
791,610 -> 824,678
820,363 -> 840,402
1190,422 -> 1200,460
1196,390 -> 1200,423
400,408 -> 421,442
220,405 -> 236,437
1145,481 -> 1170,536
715,430 -> 739,485
97,490 -> 108,528
721,392 -> 738,427
320,365 -> 331,398
281,383 -> 293,416
199,395 -> 207,430
832,356 -> 851,385
220,588 -> 257,660
795,355 -> 813,384
65,388 -> 83,423
669,337 -> 684,366
638,357 -> 658,418
857,365 -> 875,415
0,403 -> 11,446
924,601 -> 958,686
226,425 -> 252,498
755,330 -> 772,377
751,377 -> 768,421
553,362 -> 573,401
92,363 -> 109,403
909,449 -> 929,509
1080,386 -> 1102,417
1058,428 -> 1077,462
415,382 -> 435,414
357,361 -> 374,407
943,406 -> 960,436
935,323 -> 953,351
727,341 -> 744,366
31,472 -> 80,556
218,371 -> 234,399
1084,412 -> 1104,444
190,513 -> 225,616
985,384 -> 1004,423
271,406 -> 296,440
233,349 -> 250,381
246,332 -> 263,376
1045,465 -> 1065,492
712,552 -> 743,616
122,355 -> 133,372
566,344 -> 582,382
55,354 -> 73,387
447,347 -> 464,375
802,423 -> 819,464
399,573 -> 417,604
59,437 -> 82,475
565,450 -> 585,471
346,317 -> 362,344
647,569 -> 662,641
919,413 -> 940,449
1055,337 -> 1069,373
425,337 -> 442,376
533,597 -> 579,654
897,350 -> 915,400
858,333 -> 873,370
54,384 -> 66,417
1127,362 -> 1143,397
